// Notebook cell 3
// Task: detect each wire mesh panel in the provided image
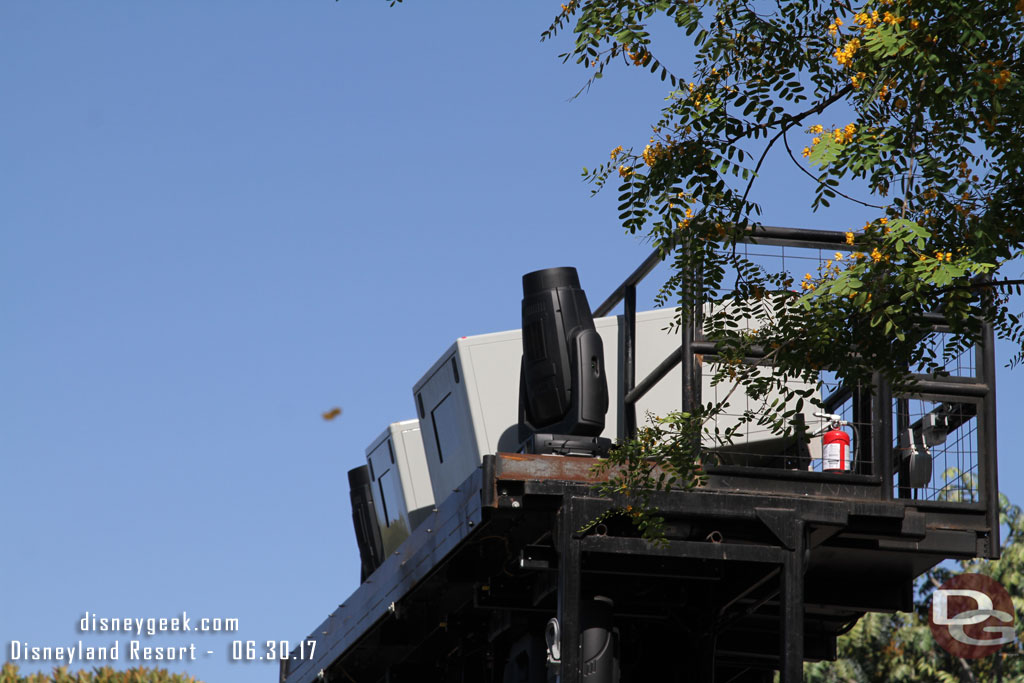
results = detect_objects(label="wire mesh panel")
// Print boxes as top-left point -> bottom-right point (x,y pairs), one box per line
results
909,331 -> 978,378
696,241 -> 868,474
609,233 -> 993,511
892,398 -> 980,502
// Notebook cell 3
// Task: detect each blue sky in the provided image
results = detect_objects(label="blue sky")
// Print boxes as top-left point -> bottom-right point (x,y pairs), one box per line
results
2,3 -> 1021,682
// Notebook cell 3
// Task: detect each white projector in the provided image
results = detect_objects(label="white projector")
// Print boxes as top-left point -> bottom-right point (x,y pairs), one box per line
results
364,420 -> 434,558
412,309 -> 822,506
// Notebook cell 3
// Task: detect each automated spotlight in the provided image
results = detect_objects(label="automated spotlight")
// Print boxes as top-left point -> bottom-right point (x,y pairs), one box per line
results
518,267 -> 611,456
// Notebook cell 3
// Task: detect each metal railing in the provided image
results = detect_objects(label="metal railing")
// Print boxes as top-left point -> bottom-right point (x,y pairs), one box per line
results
592,225 -> 999,534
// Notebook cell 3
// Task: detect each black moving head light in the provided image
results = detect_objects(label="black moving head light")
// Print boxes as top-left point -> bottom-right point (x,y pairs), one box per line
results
518,267 -> 609,450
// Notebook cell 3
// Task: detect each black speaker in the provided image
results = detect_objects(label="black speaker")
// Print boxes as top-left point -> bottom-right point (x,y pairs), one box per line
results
347,465 -> 385,582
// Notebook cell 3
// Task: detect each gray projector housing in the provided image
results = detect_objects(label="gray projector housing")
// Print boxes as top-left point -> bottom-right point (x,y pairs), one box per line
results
364,420 -> 435,558
413,308 -> 823,507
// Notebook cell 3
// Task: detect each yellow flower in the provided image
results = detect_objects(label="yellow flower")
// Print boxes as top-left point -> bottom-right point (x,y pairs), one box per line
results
854,12 -> 878,28
909,18 -> 920,29
617,165 -> 633,178
834,38 -> 861,68
834,252 -> 844,261
628,48 -> 651,67
802,147 -> 812,157
809,124 -> 824,134
610,145 -> 623,160
871,247 -> 883,262
845,231 -> 855,245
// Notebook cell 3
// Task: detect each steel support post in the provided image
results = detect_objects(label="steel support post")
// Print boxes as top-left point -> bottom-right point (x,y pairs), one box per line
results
698,632 -> 717,683
681,317 -> 695,414
896,397 -> 911,498
780,519 -> 805,683
981,321 -> 1000,557
681,252 -> 696,417
873,372 -> 893,500
624,284 -> 637,440
557,496 -> 582,683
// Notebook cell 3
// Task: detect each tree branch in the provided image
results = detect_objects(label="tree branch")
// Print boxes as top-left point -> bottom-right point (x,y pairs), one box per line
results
723,84 -> 854,148
782,128 -> 888,209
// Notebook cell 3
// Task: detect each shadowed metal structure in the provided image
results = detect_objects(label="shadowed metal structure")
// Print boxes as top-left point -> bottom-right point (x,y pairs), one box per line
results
283,226 -> 999,683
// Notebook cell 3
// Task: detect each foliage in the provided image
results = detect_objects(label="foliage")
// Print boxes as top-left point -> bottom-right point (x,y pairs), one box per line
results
585,412 -> 707,542
0,664 -> 204,683
804,495 -> 1024,682
540,0 -> 1024,501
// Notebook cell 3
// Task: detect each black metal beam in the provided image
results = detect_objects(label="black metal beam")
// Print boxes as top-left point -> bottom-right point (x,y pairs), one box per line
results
624,285 -> 637,439
580,536 -> 787,564
557,496 -> 583,683
982,321 -> 1000,558
740,225 -> 851,251
903,379 -> 990,399
780,519 -> 806,683
873,374 -> 893,500
592,249 -> 662,318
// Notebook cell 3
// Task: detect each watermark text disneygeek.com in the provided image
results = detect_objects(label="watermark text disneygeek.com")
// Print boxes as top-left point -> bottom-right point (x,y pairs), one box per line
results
78,611 -> 238,636
6,611 -> 317,667
6,611 -> 239,666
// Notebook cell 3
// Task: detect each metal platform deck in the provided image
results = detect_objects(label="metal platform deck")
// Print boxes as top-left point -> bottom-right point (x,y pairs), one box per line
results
282,452 -> 994,683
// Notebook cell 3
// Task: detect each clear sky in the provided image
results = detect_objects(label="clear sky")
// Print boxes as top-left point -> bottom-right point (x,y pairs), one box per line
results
2,3 -> 1021,683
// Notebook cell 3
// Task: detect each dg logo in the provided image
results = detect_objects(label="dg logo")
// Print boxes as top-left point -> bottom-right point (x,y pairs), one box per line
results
929,573 -> 1017,658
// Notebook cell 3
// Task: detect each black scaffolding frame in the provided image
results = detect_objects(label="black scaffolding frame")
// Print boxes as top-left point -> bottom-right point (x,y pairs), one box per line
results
282,226 -> 1000,683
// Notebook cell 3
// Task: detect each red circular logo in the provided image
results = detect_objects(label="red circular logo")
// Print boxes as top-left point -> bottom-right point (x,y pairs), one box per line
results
929,573 -> 1016,658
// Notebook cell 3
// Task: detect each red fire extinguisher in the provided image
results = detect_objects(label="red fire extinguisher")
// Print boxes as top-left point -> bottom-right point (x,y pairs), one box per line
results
815,412 -> 852,473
